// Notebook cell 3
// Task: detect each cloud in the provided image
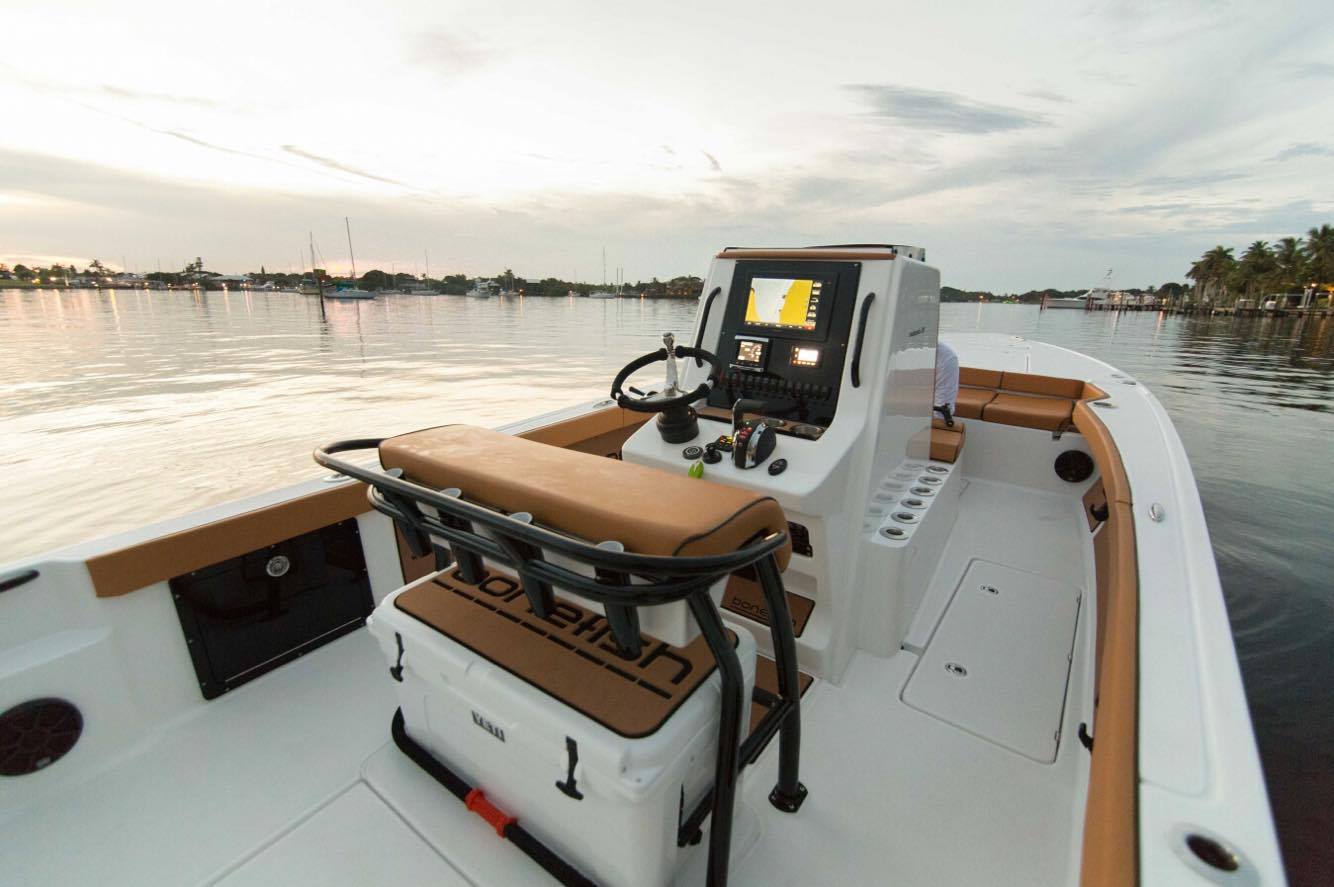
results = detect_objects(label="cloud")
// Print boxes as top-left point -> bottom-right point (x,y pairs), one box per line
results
1137,170 -> 1248,188
844,84 -> 1046,133
1271,142 -> 1334,162
1021,89 -> 1072,103
162,129 -> 261,159
412,30 -> 503,78
1288,62 -> 1334,79
281,145 -> 411,188
99,85 -> 218,108
701,150 -> 721,172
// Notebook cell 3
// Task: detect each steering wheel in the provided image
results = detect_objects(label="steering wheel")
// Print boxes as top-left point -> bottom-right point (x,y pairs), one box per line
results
610,341 -> 721,443
610,344 -> 721,413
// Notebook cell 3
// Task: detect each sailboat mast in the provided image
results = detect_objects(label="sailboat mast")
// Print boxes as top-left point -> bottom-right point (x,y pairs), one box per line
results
345,217 -> 357,281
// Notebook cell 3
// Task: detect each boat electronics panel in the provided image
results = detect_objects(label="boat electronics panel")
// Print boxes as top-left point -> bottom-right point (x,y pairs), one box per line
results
706,261 -> 861,433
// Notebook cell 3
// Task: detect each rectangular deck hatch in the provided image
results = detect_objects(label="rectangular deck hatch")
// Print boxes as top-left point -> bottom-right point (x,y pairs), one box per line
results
903,560 -> 1081,763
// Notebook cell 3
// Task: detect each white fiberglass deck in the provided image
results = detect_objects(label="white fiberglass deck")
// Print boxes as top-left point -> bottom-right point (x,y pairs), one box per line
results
1,476 -> 1092,887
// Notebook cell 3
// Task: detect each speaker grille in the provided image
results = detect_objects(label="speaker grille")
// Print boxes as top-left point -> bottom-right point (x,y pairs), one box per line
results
0,698 -> 83,776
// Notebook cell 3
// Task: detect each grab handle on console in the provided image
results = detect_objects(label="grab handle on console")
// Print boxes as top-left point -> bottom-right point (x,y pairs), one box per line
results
850,292 -> 876,388
692,287 -> 722,366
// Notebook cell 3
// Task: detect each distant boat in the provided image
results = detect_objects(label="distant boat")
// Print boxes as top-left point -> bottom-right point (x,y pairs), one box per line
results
587,290 -> 616,299
331,217 -> 376,300
297,282 -> 322,296
325,286 -> 376,301
466,280 -> 495,299
1044,288 -> 1109,310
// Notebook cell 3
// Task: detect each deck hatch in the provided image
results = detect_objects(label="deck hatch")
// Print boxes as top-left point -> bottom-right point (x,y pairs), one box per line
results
169,518 -> 373,699
903,560 -> 1081,763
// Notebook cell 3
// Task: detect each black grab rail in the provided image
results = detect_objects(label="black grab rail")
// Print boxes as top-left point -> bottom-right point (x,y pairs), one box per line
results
314,438 -> 807,887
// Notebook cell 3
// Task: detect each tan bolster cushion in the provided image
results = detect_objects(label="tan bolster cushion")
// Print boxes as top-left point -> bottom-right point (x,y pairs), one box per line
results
930,427 -> 965,463
982,392 -> 1075,431
955,387 -> 996,419
1073,401 -> 1131,505
380,425 -> 791,570
960,366 -> 1003,388
1001,371 -> 1086,399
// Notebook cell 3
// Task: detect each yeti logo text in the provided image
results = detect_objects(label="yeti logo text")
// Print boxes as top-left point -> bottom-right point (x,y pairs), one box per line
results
471,710 -> 505,742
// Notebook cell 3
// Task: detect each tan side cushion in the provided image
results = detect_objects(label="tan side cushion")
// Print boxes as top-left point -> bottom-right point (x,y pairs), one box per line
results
960,366 -> 1003,388
1081,502 -> 1138,885
982,392 -> 1075,431
380,425 -> 791,569
1001,371 -> 1085,399
929,417 -> 966,464
1073,401 -> 1132,505
955,387 -> 996,419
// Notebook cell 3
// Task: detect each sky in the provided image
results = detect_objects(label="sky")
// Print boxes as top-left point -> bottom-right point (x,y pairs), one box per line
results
1,0 -> 1332,291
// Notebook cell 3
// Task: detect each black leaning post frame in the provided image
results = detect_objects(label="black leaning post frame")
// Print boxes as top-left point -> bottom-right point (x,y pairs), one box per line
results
314,438 -> 807,887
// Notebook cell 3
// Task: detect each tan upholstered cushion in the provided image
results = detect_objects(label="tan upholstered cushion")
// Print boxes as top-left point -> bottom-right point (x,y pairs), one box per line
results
959,367 -> 1003,388
955,387 -> 996,419
982,392 -> 1075,431
929,417 -> 966,464
1000,371 -> 1085,399
380,425 -> 791,570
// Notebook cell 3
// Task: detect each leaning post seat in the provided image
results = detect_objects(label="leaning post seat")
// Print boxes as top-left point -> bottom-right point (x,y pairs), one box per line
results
314,426 -> 807,887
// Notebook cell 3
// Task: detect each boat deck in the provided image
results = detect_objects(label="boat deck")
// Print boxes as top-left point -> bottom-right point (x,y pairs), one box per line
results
2,476 -> 1092,887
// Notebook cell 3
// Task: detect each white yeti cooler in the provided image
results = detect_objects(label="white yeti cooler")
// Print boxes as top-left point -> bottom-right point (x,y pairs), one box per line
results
369,566 -> 758,887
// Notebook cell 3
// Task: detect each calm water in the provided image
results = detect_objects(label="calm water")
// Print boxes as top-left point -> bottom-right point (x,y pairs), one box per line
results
2,289 -> 1331,883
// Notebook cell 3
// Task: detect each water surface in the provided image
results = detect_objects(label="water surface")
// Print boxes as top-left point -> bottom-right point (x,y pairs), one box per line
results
1,289 -> 1330,883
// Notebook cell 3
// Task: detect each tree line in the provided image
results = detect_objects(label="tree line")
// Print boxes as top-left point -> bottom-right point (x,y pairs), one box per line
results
1187,224 -> 1333,305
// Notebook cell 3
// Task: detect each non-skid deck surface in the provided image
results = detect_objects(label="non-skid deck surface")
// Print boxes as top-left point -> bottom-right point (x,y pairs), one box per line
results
903,560 -> 1081,763
722,574 -> 815,636
395,569 -> 723,738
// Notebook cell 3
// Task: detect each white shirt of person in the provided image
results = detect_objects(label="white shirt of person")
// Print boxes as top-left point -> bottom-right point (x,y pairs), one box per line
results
934,341 -> 959,413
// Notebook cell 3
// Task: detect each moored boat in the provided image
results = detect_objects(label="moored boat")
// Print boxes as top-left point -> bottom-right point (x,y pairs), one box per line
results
0,244 -> 1283,887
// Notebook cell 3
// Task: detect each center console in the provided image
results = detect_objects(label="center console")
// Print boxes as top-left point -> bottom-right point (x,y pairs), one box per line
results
621,245 -> 942,683
704,260 -> 862,437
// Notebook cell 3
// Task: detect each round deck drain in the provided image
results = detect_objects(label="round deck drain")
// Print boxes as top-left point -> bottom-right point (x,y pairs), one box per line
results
945,662 -> 968,677
891,512 -> 919,525
910,486 -> 935,496
980,584 -> 999,595
1,698 -> 83,776
879,526 -> 906,540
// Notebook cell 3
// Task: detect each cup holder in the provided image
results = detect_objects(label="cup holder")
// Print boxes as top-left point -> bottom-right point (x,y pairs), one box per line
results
892,511 -> 919,525
910,486 -> 935,496
926,465 -> 948,474
917,476 -> 943,486
879,526 -> 907,540
901,498 -> 927,510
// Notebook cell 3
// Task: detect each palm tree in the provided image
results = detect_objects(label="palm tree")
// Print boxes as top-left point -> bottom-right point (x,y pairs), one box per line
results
1186,246 -> 1236,304
1306,224 -> 1334,285
1272,237 -> 1306,292
1235,241 -> 1276,302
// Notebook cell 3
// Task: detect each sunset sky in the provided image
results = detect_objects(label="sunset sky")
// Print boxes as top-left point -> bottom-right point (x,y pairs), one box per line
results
2,0 -> 1331,290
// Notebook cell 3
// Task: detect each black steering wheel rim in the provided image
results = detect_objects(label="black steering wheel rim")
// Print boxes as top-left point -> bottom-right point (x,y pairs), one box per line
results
610,345 -> 721,414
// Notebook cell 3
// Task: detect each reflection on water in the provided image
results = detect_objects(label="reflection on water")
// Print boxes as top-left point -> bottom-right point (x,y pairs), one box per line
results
2,289 -> 1331,881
